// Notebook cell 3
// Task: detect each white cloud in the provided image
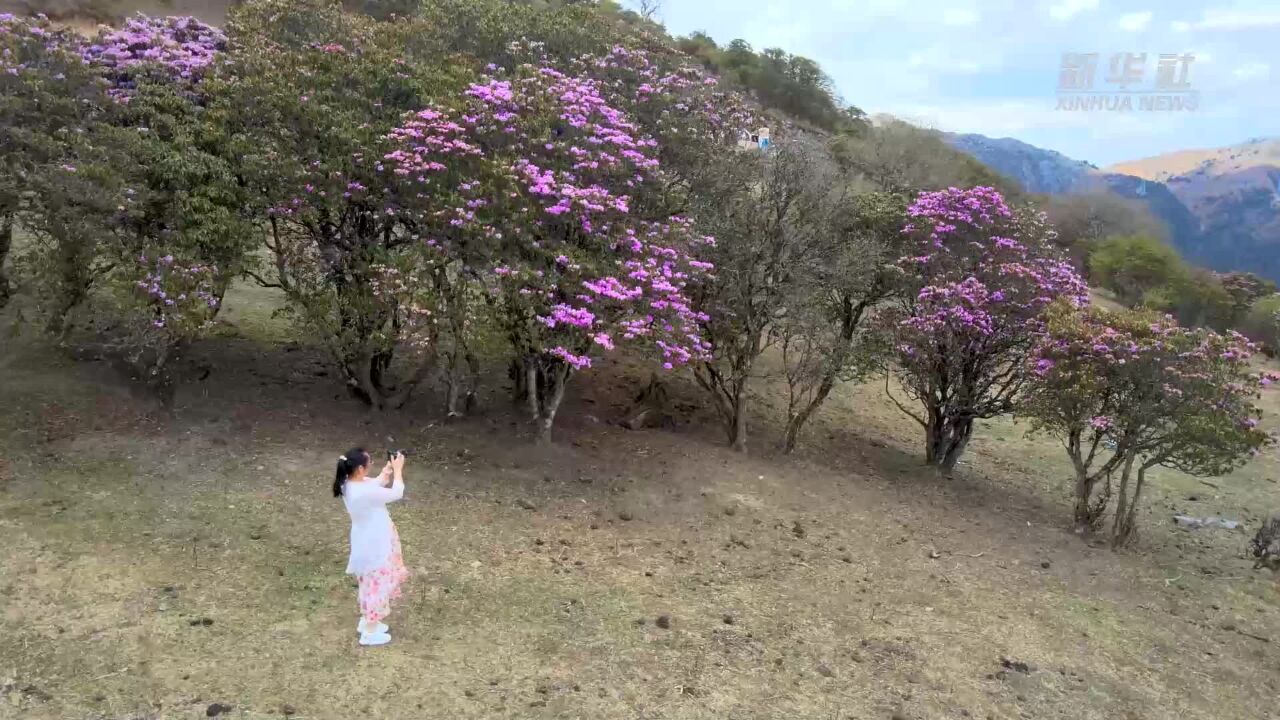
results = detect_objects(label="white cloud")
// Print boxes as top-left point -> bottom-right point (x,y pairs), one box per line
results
907,46 -> 983,74
941,8 -> 980,27
1232,62 -> 1270,80
1171,9 -> 1280,31
1117,11 -> 1153,32
827,0 -> 906,15
890,98 -> 1149,138
1048,0 -> 1099,22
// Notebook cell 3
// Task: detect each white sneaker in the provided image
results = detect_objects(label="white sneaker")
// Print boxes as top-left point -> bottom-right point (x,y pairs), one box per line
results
357,619 -> 389,635
359,631 -> 391,646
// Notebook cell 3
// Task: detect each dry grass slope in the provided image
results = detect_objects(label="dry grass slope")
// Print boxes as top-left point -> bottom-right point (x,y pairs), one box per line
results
1,282 -> 1278,719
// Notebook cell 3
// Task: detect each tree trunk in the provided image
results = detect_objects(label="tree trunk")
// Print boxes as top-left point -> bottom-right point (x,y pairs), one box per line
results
525,361 -> 539,424
444,346 -> 480,417
464,350 -> 480,414
445,373 -> 462,417
45,280 -> 87,340
42,223 -> 97,340
782,413 -> 803,455
1068,431 -> 1093,532
1112,461 -> 1147,548
1109,455 -> 1137,547
925,413 -> 973,475
1072,471 -> 1096,533
1072,468 -> 1115,533
338,343 -> 435,411
1067,431 -> 1123,532
145,342 -> 179,416
693,362 -> 751,452
342,353 -> 385,409
266,217 -> 292,291
938,424 -> 971,474
729,389 -> 748,452
1071,455 -> 1112,533
782,374 -> 836,454
511,357 -> 530,406
0,212 -> 13,310
528,357 -> 570,444
780,297 -> 867,454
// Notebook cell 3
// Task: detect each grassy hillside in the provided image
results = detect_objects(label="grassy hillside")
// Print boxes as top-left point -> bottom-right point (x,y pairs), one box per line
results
1,280 -> 1278,719
2,8 -> 1278,717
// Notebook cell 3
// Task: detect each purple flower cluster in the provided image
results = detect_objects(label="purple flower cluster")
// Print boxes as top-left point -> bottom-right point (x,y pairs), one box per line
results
81,14 -> 225,100
894,187 -> 1089,367
1030,306 -> 1274,457
367,263 -> 443,350
382,63 -> 713,373
133,253 -> 219,330
1,14 -> 82,79
577,45 -> 757,151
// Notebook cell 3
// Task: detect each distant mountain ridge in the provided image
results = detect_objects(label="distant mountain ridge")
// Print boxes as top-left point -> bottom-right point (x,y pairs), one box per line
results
943,133 -> 1280,282
1107,138 -> 1280,182
1111,140 -> 1280,281
943,133 -> 1098,195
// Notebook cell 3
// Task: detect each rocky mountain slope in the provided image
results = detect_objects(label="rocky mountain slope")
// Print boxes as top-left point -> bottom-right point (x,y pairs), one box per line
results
1109,138 -> 1280,182
944,133 -> 1203,260
1109,139 -> 1280,279
946,133 -> 1280,282
943,133 -> 1098,195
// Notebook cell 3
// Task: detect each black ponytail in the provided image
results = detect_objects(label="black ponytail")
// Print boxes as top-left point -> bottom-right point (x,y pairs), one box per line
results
333,447 -> 370,498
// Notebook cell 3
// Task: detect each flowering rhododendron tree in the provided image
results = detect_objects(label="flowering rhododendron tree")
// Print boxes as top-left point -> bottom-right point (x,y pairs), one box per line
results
78,11 -> 253,402
884,186 -> 1089,473
1029,304 -> 1275,545
217,2 -> 744,424
218,1 -> 471,409
98,104 -> 254,400
383,64 -> 713,441
99,252 -> 222,406
81,14 -> 226,101
1025,304 -> 1186,531
5,10 -> 249,400
0,13 -> 108,315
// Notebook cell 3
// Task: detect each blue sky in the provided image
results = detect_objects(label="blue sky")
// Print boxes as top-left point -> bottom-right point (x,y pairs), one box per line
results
632,0 -> 1280,166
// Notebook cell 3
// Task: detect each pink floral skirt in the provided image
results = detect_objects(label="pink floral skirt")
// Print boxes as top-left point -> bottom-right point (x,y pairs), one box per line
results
356,524 -> 408,624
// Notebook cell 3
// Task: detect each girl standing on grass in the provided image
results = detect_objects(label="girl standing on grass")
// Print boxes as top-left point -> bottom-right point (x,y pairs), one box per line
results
333,448 -> 409,646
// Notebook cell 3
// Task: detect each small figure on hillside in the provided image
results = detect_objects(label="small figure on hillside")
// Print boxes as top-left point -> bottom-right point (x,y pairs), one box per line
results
334,449 -> 409,646
1250,511 -> 1280,570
